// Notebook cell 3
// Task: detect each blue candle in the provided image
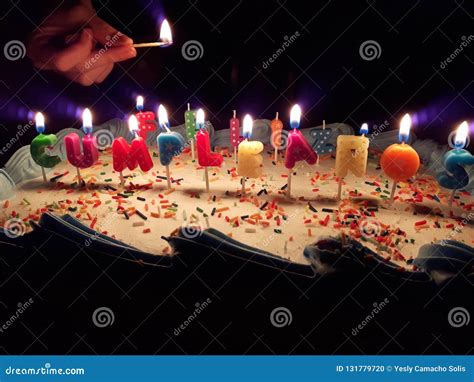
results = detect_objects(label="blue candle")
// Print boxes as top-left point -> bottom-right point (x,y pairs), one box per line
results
437,121 -> 474,207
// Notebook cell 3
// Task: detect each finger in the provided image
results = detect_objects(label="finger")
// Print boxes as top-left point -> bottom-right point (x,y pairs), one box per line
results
54,28 -> 94,72
84,45 -> 136,70
74,62 -> 112,86
89,16 -> 133,46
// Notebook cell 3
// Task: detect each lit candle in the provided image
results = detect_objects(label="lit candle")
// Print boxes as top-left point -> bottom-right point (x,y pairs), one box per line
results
270,112 -> 283,162
284,104 -> 318,197
64,108 -> 99,184
30,112 -> 61,183
184,103 -> 196,161
237,114 -> 264,195
437,121 -> 474,208
229,110 -> 241,163
112,115 -> 154,185
335,123 -> 369,200
135,95 -> 156,141
380,113 -> 420,205
195,108 -> 223,192
157,104 -> 185,189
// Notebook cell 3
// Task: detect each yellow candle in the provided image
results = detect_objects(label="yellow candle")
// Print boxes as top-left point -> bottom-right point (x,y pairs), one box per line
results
237,115 -> 263,178
335,135 -> 369,178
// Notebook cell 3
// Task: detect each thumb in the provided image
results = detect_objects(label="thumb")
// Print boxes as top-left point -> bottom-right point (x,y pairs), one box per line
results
54,29 -> 93,72
90,16 -> 133,46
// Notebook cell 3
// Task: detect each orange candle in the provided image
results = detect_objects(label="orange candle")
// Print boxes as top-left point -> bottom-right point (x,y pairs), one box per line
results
380,113 -> 420,204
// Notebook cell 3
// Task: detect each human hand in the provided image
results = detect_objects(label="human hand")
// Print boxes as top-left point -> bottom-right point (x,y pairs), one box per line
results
27,0 -> 136,86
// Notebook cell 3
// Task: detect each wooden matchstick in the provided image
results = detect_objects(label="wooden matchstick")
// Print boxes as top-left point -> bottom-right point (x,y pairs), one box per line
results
389,181 -> 398,205
41,167 -> 47,183
337,178 -> 343,201
241,177 -> 246,196
133,41 -> 171,48
204,167 -> 210,193
165,165 -> 172,189
287,169 -> 292,198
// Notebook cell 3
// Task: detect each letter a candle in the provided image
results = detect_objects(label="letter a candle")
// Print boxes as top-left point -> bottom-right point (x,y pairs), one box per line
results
284,104 -> 318,197
437,121 -> 474,208
64,108 -> 99,185
30,112 -> 61,183
196,108 -> 223,192
237,114 -> 263,195
380,113 -> 420,205
112,115 -> 153,185
335,123 -> 369,200
157,104 -> 185,189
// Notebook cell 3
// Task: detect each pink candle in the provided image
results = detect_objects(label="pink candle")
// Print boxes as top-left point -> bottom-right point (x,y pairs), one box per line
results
112,115 -> 153,174
230,110 -> 241,148
196,109 -> 223,167
135,95 -> 156,140
65,108 -> 99,170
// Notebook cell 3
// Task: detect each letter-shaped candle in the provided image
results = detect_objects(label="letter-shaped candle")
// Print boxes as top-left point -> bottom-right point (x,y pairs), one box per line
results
157,104 -> 185,189
64,108 -> 99,183
335,123 -> 369,200
230,110 -> 241,163
112,115 -> 154,185
437,121 -> 474,207
184,103 -> 196,161
195,108 -> 223,192
270,112 -> 283,162
285,104 -> 318,197
30,112 -> 61,182
380,113 -> 420,205
135,95 -> 156,140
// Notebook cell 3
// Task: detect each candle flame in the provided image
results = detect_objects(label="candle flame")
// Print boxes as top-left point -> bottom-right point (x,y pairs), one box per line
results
128,115 -> 139,135
35,112 -> 45,134
399,113 -> 411,143
454,121 -> 468,149
136,95 -> 144,111
158,104 -> 169,130
243,114 -> 253,139
82,108 -> 93,135
290,104 -> 301,129
360,123 -> 368,135
160,19 -> 172,44
196,108 -> 205,129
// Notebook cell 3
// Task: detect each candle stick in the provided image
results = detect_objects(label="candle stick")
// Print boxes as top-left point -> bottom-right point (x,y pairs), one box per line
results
196,109 -> 223,192
133,19 -> 173,48
316,119 -> 325,166
64,108 -> 99,185
230,110 -> 240,164
237,115 -> 263,195
112,115 -> 153,186
135,95 -> 156,140
30,112 -> 61,183
437,121 -> 474,209
157,104 -> 185,189
284,104 -> 318,197
184,103 -> 196,161
335,123 -> 369,200
270,112 -> 283,162
380,114 -> 420,205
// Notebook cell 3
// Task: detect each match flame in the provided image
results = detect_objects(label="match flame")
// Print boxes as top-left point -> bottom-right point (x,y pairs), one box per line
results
35,112 -> 45,134
243,114 -> 253,139
454,121 -> 468,149
128,115 -> 139,135
196,108 -> 205,130
399,113 -> 411,143
160,19 -> 172,44
360,123 -> 368,136
290,104 -> 301,129
82,108 -> 93,135
136,95 -> 144,111
158,104 -> 169,131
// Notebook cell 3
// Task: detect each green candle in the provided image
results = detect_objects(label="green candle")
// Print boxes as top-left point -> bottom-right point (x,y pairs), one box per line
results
30,113 -> 61,182
184,103 -> 196,140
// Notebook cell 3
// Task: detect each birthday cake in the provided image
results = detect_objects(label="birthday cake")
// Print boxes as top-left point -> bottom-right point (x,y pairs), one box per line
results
1,112 -> 473,274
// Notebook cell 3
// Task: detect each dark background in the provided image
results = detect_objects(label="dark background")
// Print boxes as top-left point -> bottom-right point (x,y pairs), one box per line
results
0,0 -> 473,167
